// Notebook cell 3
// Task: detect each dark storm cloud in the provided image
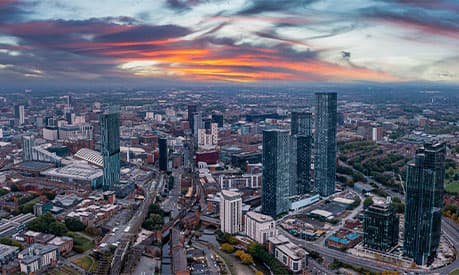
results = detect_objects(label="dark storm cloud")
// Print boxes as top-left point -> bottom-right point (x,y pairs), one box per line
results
362,6 -> 459,38
96,25 -> 192,43
237,0 -> 320,15
0,0 -> 27,23
376,0 -> 459,11
166,0 -> 204,11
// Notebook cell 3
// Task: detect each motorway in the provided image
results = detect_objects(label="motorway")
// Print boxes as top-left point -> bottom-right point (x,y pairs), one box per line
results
279,217 -> 459,274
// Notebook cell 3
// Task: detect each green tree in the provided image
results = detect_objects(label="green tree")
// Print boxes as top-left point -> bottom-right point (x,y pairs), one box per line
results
168,176 -> 174,190
28,213 -> 68,235
85,226 -> 101,236
43,192 -> 56,200
247,242 -> 290,274
240,253 -> 254,265
65,217 -> 86,231
149,203 -> 165,216
221,243 -> 235,253
0,237 -> 23,250
142,213 -> 164,231
10,184 -> 19,192
142,219 -> 155,231
364,197 -> 373,208
48,221 -> 68,236
0,189 -> 8,196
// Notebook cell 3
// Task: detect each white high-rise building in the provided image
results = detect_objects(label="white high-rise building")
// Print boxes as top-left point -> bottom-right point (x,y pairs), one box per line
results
22,135 -> 35,161
197,123 -> 218,146
15,105 -> 25,125
220,190 -> 242,234
245,211 -> 277,244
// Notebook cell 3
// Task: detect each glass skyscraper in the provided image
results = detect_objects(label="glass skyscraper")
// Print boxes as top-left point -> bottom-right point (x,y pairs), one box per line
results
262,129 -> 290,217
100,106 -> 120,190
188,104 -> 197,134
363,201 -> 399,251
159,137 -> 168,171
404,143 -> 445,265
314,92 -> 337,197
290,112 -> 313,195
291,111 -> 312,136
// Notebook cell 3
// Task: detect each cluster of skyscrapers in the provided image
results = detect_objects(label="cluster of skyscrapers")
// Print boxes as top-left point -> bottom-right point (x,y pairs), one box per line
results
262,92 -> 337,217
362,142 -> 446,266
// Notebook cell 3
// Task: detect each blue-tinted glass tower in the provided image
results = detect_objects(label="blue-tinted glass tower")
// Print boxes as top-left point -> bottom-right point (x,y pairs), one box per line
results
314,92 -> 337,197
262,129 -> 290,217
290,112 -> 313,195
291,111 -> 312,136
159,137 -> 168,171
404,143 -> 445,265
100,106 -> 120,190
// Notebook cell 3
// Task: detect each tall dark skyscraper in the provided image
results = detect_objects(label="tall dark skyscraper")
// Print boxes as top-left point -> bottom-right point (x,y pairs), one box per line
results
290,135 -> 312,195
363,201 -> 399,252
100,106 -> 120,190
211,113 -> 224,128
188,104 -> 197,134
262,129 -> 290,217
404,143 -> 446,265
291,111 -> 312,136
159,137 -> 168,171
290,112 -> 313,195
314,92 -> 337,197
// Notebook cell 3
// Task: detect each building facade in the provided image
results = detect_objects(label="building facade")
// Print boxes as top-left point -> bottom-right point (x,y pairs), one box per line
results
262,129 -> 290,217
290,135 -> 312,195
404,143 -> 446,265
245,211 -> 276,244
22,135 -> 35,161
291,111 -> 312,136
314,92 -> 337,197
100,107 -> 120,190
188,104 -> 197,133
220,190 -> 242,234
211,113 -> 224,128
197,123 -> 218,146
363,201 -> 399,251
18,244 -> 59,274
274,242 -> 307,273
159,137 -> 168,171
15,104 -> 25,125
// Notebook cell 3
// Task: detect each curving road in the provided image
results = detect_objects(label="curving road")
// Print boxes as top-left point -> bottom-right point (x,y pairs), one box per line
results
280,217 -> 459,274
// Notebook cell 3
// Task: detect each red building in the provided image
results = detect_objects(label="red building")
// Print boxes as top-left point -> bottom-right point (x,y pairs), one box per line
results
196,150 -> 219,165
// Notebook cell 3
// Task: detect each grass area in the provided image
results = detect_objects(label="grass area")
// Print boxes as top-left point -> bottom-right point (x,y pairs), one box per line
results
445,182 -> 459,195
73,255 -> 98,272
449,269 -> 459,275
66,232 -> 94,253
48,264 -> 81,275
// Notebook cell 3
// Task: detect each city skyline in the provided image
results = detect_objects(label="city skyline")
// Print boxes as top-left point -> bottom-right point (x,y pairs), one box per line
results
0,0 -> 458,87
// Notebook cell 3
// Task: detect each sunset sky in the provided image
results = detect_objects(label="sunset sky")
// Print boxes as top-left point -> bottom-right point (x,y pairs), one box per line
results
0,0 -> 458,85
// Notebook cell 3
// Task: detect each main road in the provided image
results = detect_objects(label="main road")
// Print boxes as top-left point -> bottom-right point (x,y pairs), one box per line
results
110,172 -> 163,275
280,217 -> 459,274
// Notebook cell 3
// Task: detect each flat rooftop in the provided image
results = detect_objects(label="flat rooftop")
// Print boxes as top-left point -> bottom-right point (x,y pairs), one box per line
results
13,161 -> 55,171
41,164 -> 102,181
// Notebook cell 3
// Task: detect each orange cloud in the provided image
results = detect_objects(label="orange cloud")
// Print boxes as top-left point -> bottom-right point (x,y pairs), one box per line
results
115,45 -> 398,82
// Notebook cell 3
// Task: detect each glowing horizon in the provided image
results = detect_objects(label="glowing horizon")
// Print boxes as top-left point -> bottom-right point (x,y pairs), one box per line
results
0,0 -> 458,85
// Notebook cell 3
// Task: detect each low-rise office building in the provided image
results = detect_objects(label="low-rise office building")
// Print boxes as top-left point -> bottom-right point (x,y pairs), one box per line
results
18,244 -> 59,274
